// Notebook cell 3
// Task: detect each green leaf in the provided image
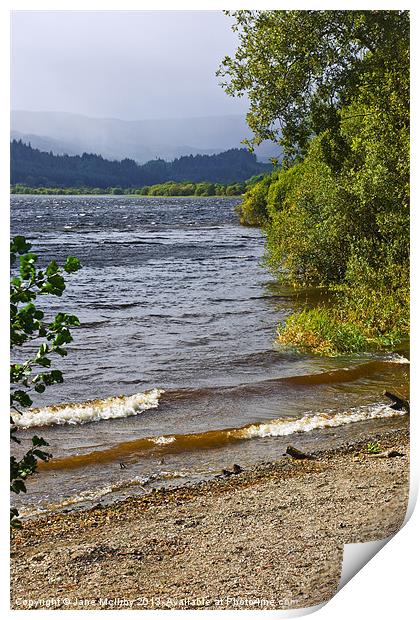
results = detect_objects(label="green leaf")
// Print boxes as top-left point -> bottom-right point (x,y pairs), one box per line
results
11,236 -> 32,255
50,370 -> 64,383
64,256 -> 82,273
32,436 -> 49,447
35,357 -> 52,368
11,390 -> 33,408
46,260 -> 59,276
32,449 -> 51,461
11,479 -> 27,494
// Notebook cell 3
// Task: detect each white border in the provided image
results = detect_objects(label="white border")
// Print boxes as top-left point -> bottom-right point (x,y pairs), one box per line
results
2,2 -> 418,619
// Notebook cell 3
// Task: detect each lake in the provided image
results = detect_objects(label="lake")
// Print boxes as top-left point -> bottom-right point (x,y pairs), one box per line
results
10,195 -> 409,516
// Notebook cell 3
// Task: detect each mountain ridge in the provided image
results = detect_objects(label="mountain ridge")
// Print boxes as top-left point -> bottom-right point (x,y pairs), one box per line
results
11,110 -> 279,163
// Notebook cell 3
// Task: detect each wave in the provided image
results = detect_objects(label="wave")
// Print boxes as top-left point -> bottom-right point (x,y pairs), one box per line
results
87,301 -> 145,310
12,389 -> 164,429
41,401 -> 406,472
239,403 -> 406,439
151,436 -> 176,445
382,353 -> 410,364
266,359 -> 409,387
17,475 -> 153,517
13,357 -> 407,431
101,240 -> 162,246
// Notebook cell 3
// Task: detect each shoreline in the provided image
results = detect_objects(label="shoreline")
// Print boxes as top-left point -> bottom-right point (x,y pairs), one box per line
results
11,423 -> 410,610
11,193 -> 244,199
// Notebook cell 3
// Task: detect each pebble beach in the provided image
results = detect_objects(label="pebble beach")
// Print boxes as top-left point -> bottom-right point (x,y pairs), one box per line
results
11,423 -> 409,611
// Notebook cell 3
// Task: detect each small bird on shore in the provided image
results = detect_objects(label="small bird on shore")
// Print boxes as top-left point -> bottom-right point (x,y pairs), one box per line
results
119,462 -> 127,469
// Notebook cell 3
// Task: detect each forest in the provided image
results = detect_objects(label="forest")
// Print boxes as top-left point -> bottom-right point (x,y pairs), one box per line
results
10,140 -> 270,188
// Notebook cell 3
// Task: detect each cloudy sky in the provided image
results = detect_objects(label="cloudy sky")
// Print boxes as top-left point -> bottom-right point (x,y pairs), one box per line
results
11,10 -> 248,120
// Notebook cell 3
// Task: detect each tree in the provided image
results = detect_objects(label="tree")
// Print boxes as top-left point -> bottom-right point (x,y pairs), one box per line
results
218,10 -> 409,161
220,10 -> 409,352
11,141 -> 269,188
10,236 -> 81,527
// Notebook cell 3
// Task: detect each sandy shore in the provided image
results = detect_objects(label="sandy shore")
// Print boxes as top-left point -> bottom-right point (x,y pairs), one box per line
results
11,424 -> 409,611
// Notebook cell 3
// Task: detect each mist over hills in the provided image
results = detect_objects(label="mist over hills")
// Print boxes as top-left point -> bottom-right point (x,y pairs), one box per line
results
11,110 -> 279,163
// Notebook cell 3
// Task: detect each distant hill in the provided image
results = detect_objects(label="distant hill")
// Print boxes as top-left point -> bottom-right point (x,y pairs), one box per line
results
10,140 -> 271,188
10,131 -> 82,157
11,110 -> 280,163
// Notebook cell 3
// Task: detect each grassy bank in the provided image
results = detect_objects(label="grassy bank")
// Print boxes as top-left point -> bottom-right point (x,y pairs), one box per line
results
277,293 -> 409,356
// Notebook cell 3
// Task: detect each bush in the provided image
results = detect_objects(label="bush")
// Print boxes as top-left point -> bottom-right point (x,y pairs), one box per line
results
235,175 -> 272,225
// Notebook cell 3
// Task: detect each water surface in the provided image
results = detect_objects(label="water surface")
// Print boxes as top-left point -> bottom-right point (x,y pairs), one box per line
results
11,195 -> 409,516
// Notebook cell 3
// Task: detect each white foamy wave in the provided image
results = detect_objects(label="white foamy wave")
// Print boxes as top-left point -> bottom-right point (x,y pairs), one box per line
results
12,389 -> 164,429
383,353 -> 410,364
239,404 -> 406,439
151,435 -> 176,445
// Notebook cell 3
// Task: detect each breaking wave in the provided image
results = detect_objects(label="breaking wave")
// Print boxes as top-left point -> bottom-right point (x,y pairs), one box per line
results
239,403 -> 406,439
41,401 -> 407,472
12,389 -> 164,429
382,353 -> 410,364
151,436 -> 176,445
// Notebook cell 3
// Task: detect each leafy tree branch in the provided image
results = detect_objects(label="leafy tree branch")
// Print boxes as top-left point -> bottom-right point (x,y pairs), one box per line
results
10,236 -> 81,527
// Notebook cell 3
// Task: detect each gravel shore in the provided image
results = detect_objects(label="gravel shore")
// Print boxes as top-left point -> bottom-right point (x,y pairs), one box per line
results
11,424 -> 410,611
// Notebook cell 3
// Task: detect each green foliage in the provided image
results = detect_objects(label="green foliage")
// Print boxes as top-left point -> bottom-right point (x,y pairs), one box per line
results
235,175 -> 272,225
278,307 -> 368,355
10,236 -> 81,527
366,441 -> 382,454
134,180 -> 247,197
222,10 -> 409,352
219,10 -> 409,160
11,142 -> 270,188
11,179 -> 254,198
10,435 -> 51,528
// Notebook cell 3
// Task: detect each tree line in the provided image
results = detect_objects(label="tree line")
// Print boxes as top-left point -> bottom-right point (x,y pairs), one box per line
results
11,177 -> 267,197
10,140 -> 270,188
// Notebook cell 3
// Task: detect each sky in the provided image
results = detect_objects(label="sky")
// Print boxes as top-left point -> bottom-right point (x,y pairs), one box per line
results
11,10 -> 249,121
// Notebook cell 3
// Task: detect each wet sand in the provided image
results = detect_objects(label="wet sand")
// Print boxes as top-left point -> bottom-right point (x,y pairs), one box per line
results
11,423 -> 409,611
